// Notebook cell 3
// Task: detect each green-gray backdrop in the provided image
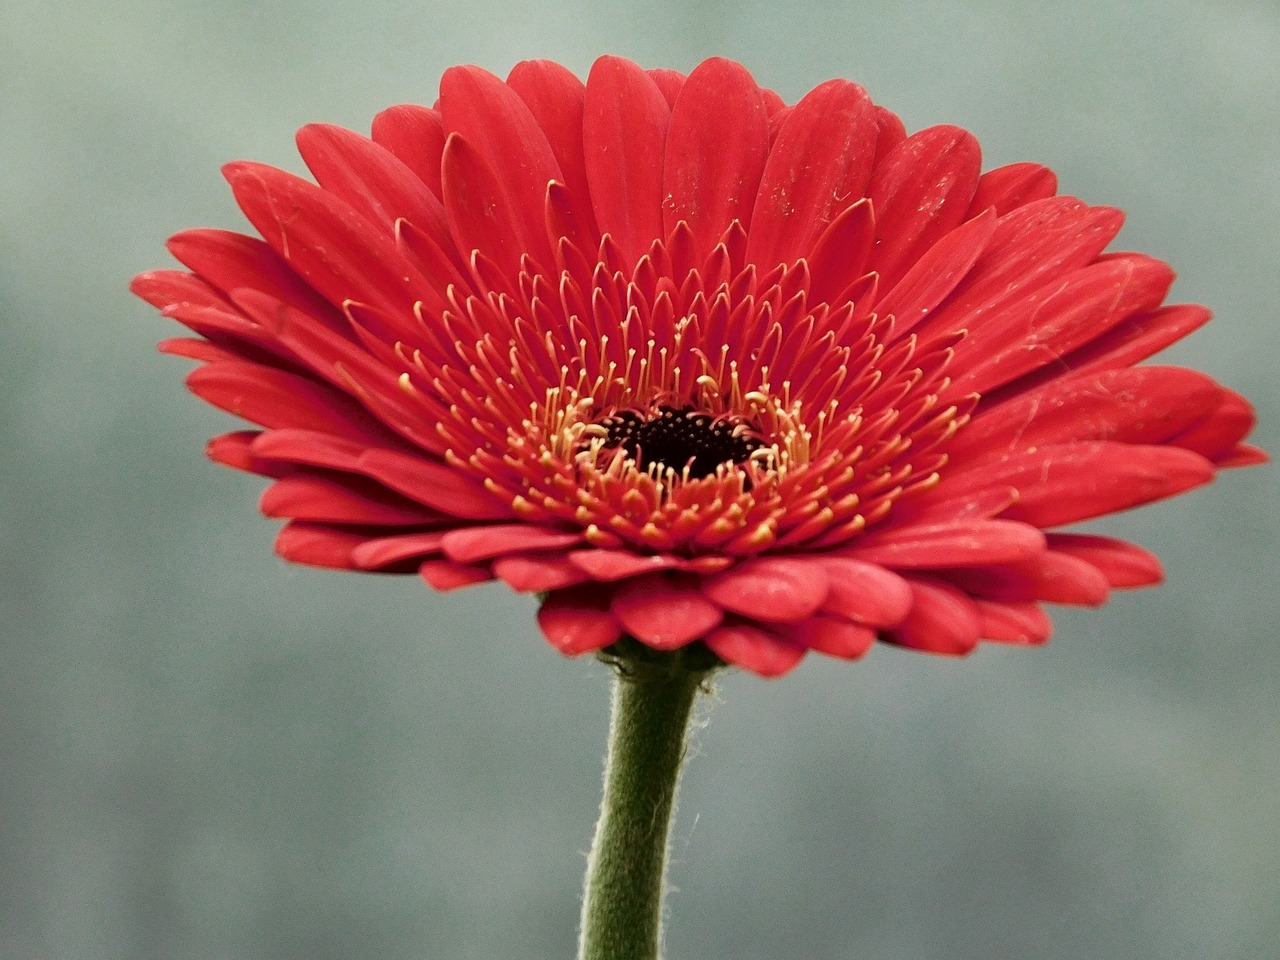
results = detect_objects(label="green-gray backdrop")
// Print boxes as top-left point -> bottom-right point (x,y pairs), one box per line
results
3,0 -> 1277,958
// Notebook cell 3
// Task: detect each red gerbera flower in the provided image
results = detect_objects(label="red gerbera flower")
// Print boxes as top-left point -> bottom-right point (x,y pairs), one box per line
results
133,55 -> 1264,677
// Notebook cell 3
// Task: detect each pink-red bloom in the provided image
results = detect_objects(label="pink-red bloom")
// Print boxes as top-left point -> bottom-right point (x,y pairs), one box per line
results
134,56 -> 1264,676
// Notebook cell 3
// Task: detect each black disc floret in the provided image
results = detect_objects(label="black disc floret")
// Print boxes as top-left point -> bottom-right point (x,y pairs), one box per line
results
599,406 -> 765,480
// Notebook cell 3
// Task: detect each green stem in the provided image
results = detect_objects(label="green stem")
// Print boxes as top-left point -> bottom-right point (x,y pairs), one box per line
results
577,648 -> 711,960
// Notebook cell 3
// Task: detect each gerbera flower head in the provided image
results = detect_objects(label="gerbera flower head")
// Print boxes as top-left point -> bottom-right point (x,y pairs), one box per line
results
133,56 -> 1265,677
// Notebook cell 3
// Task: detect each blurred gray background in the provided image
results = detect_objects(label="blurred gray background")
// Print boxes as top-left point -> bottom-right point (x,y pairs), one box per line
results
2,0 -> 1277,958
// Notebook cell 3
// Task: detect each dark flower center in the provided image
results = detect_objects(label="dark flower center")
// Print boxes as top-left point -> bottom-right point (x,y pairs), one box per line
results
600,406 -> 764,480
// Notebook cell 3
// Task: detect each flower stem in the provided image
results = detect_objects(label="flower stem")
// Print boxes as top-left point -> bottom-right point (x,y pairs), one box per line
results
578,647 -> 712,960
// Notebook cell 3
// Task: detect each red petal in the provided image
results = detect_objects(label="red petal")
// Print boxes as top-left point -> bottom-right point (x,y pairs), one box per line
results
1219,444 -> 1269,468
872,209 -> 996,339
950,254 -> 1175,396
350,531 -> 448,570
775,615 -> 876,660
186,361 -> 386,440
1045,534 -> 1163,587
968,162 -> 1058,217
865,125 -> 982,291
165,229 -> 338,323
702,557 -> 830,622
610,573 -> 723,650
157,301 -> 278,356
583,57 -> 670,266
393,219 -> 469,314
813,557 -> 913,626
441,133 -> 540,277
985,443 -> 1216,528
493,553 -> 591,591
945,552 -> 1110,606
887,579 -> 981,655
250,428 -> 369,471
223,161 -> 430,318
158,337 -> 242,363
975,600 -> 1053,645
745,78 -> 876,269
274,522 -> 364,569
761,87 -> 786,119
705,624 -> 806,677
296,123 -> 449,238
1049,303 -> 1210,376
206,429 -> 283,476
440,524 -> 583,563
1167,390 -> 1259,463
662,57 -> 769,257
872,106 -> 907,161
894,486 -> 1019,526
418,559 -> 493,590
805,199 -> 876,305
260,473 -> 443,525
132,268 -> 227,310
847,519 -> 1045,568
647,68 -> 686,108
679,555 -> 734,574
506,60 -> 595,232
952,366 -> 1226,463
439,65 -> 562,269
545,180 -> 599,261
371,104 -> 446,198
356,448 -> 510,520
235,294 -> 443,453
538,586 -> 622,655
569,549 -> 680,581
922,198 -> 1123,344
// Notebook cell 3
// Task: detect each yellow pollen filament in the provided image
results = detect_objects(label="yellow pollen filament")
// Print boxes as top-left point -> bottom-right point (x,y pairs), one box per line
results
621,488 -> 650,514
397,372 -> 414,395
936,416 -> 964,443
833,493 -> 861,512
917,471 -> 942,491
866,499 -> 895,524
639,523 -> 666,545
511,496 -> 536,515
